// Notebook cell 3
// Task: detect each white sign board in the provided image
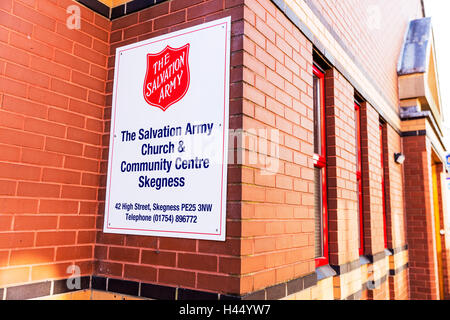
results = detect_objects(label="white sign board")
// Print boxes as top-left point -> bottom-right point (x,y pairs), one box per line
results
104,17 -> 231,241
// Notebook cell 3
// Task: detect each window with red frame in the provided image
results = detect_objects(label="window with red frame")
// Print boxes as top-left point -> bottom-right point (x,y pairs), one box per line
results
313,65 -> 328,267
380,124 -> 388,249
355,102 -> 364,256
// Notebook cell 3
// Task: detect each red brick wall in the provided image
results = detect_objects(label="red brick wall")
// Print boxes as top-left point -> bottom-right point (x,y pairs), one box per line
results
307,0 -> 422,110
0,0 -> 429,301
324,68 -> 358,266
238,0 -> 315,294
389,269 -> 409,300
360,102 -> 384,255
403,135 -> 439,299
96,0 -> 245,296
0,0 -> 109,287
98,0 -> 322,296
368,278 -> 389,300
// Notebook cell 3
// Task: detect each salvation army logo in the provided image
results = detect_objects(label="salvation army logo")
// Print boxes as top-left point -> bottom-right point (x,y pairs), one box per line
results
143,44 -> 190,111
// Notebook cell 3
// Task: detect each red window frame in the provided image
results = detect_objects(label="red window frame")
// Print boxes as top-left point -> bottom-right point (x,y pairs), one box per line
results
355,103 -> 364,256
380,124 -> 388,249
313,65 -> 328,268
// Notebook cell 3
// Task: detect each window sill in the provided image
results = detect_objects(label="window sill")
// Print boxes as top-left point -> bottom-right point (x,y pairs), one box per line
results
359,255 -> 371,266
315,264 -> 337,281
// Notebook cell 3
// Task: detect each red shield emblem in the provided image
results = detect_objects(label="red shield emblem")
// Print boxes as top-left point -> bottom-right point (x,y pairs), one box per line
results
143,44 -> 190,111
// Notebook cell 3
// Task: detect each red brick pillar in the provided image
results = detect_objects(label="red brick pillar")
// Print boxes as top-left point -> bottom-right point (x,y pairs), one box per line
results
403,134 -> 440,299
360,102 -> 385,256
324,68 -> 358,267
96,0 -> 246,297
238,0 -> 317,295
360,102 -> 389,300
